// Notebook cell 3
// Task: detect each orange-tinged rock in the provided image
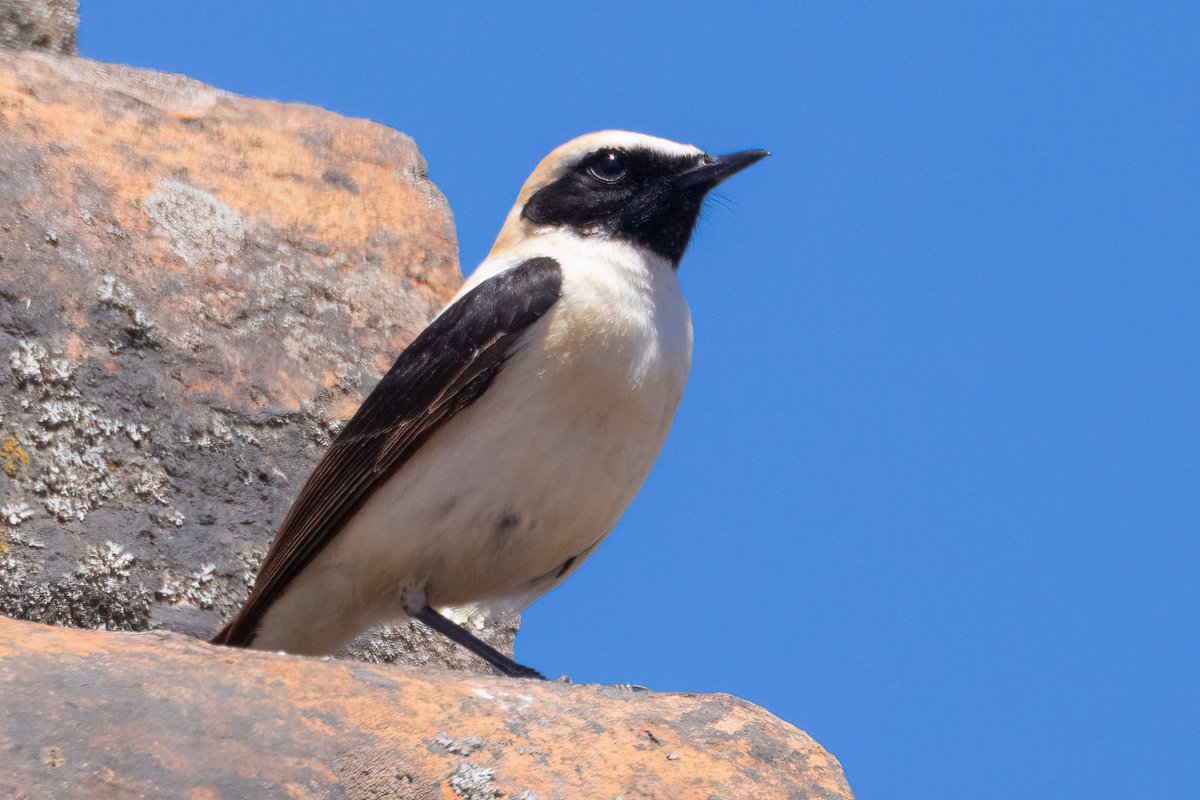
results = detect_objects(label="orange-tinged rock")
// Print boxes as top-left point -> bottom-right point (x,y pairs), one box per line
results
0,46 -> 525,670
0,615 -> 855,799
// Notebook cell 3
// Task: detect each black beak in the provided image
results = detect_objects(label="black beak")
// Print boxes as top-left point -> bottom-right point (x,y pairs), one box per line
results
679,149 -> 770,188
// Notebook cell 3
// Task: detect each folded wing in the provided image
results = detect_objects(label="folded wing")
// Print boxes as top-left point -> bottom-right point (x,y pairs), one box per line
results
212,257 -> 563,647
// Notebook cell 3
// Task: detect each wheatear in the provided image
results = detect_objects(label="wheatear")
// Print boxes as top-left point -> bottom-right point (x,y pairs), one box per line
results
213,131 -> 768,678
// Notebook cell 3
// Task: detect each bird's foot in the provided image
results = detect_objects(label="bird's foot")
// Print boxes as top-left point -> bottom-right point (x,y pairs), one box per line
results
501,662 -> 547,681
408,602 -> 547,680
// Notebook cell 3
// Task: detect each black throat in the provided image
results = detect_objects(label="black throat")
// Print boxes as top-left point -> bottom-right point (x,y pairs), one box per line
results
520,147 -> 713,266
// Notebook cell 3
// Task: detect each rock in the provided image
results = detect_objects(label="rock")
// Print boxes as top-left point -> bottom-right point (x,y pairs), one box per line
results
0,615 -> 855,799
0,0 -> 76,54
0,46 -> 524,671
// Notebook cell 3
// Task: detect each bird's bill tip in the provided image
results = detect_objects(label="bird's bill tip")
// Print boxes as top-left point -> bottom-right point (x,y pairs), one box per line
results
680,148 -> 770,187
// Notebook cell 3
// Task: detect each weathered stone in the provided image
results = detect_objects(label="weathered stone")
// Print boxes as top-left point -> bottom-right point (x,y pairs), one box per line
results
0,46 -> 524,671
0,0 -> 76,54
0,615 -> 856,799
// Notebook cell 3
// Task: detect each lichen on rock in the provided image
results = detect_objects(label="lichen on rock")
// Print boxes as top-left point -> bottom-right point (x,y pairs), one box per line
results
0,45 -> 492,668
7,336 -> 128,523
0,540 -> 150,630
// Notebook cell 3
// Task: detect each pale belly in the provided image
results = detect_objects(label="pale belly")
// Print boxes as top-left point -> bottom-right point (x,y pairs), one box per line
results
328,348 -> 683,612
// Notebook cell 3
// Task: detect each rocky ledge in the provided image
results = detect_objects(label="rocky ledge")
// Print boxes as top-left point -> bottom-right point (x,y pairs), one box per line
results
0,615 -> 853,799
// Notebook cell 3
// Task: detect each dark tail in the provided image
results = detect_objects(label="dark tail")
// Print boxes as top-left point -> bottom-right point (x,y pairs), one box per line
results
210,611 -> 255,647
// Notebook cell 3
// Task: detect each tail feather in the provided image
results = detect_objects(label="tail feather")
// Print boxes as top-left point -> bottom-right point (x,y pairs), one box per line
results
210,611 -> 255,648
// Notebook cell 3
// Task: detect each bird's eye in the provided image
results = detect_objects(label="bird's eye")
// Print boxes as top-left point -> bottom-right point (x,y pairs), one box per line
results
587,151 -> 626,183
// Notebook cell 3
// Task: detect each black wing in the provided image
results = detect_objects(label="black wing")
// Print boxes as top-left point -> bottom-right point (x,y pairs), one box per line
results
213,257 -> 563,647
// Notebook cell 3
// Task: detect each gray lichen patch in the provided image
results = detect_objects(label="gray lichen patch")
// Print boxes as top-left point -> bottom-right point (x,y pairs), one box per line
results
7,335 -> 126,520
2,525 -> 45,550
0,500 -> 34,525
0,541 -> 151,631
9,339 -> 72,388
143,181 -> 247,269
97,275 -> 159,352
447,763 -> 500,800
236,547 -> 266,590
157,562 -> 219,609
188,414 -> 263,452
7,337 -> 139,523
129,467 -> 172,505
430,732 -> 485,757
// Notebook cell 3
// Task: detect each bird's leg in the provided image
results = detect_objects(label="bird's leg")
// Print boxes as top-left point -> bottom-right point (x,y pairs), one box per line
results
400,587 -> 545,680
413,605 -> 546,680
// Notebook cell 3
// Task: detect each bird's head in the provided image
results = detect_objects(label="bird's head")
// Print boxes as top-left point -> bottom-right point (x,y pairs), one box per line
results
490,131 -> 768,267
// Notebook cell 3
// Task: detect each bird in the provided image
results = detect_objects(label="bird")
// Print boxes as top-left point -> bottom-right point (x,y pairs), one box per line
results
212,131 -> 768,678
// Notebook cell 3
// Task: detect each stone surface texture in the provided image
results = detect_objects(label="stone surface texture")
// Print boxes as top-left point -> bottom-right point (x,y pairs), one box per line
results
0,46 -> 525,670
0,616 -> 855,800
0,0 -> 77,54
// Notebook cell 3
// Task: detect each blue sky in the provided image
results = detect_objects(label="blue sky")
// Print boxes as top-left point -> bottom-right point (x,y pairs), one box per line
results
84,3 -> 1198,798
